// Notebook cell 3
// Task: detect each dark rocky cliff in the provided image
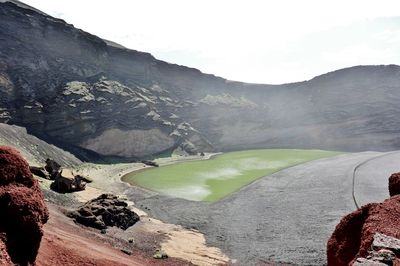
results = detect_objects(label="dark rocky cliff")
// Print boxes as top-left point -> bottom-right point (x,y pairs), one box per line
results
1,1 -> 400,160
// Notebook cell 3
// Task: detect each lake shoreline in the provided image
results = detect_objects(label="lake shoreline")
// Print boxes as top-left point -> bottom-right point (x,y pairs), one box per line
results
120,152 -> 220,193
126,152 -> 375,265
122,149 -> 343,202
69,149 -> 356,265
68,152 -> 230,265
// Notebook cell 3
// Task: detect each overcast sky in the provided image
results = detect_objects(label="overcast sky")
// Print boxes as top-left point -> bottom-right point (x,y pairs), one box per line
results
22,0 -> 400,84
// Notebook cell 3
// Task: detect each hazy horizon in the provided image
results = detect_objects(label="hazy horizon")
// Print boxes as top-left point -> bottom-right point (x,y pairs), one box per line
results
22,0 -> 400,84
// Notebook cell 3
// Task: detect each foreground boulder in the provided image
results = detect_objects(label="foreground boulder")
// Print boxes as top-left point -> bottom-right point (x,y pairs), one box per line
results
327,172 -> 400,266
68,194 -> 140,230
0,146 -> 49,265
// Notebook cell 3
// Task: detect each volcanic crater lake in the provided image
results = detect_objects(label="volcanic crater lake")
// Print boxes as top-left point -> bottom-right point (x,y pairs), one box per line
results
123,149 -> 342,202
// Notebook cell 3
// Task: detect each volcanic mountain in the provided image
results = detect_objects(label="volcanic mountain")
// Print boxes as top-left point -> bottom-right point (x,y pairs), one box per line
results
1,0 -> 400,160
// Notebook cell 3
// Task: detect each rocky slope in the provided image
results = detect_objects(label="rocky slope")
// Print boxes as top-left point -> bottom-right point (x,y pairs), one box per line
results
0,122 -> 81,166
1,1 -> 400,160
37,204 -> 191,266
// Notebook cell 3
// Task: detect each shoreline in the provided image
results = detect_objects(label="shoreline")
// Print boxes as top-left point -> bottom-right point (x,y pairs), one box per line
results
34,149 -> 366,265
120,152 -> 221,191
126,151 -> 381,265
120,149 -> 343,202
72,152 -> 219,197
68,152 -> 230,266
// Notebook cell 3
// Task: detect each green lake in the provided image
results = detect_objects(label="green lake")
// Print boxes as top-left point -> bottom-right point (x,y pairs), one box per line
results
123,149 -> 342,202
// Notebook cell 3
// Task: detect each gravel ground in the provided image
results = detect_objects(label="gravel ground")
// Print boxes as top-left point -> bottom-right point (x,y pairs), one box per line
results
353,151 -> 400,207
125,151 -> 387,265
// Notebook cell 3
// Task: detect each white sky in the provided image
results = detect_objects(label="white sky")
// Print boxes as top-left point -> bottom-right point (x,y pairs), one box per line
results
22,0 -> 400,84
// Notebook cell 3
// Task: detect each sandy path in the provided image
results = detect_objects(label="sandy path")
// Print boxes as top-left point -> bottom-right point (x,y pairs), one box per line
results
139,218 -> 229,265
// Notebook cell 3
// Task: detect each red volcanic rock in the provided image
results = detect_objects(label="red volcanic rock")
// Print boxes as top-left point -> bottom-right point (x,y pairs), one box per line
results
327,196 -> 400,265
389,172 -> 400,197
0,146 -> 34,186
327,204 -> 370,265
0,239 -> 13,265
0,146 -> 49,265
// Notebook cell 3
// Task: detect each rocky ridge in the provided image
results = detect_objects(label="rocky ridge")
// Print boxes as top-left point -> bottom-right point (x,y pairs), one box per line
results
2,1 -> 400,160
0,1 -> 214,160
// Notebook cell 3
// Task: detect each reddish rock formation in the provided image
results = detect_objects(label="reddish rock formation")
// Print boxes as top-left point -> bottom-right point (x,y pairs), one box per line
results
327,191 -> 400,265
389,172 -> 400,197
327,204 -> 371,265
0,146 -> 49,265
0,240 -> 13,265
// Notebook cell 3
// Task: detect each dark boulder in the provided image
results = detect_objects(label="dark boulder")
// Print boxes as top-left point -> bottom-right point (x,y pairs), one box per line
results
29,165 -> 49,179
45,158 -> 61,180
389,172 -> 400,197
50,169 -> 87,193
141,160 -> 159,167
68,194 -> 139,230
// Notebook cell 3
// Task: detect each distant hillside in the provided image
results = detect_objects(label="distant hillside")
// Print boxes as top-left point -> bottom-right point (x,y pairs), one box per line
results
1,1 -> 400,161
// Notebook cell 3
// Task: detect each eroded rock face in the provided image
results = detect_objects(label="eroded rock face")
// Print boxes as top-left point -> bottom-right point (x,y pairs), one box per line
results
327,195 -> 400,265
68,194 -> 139,231
81,128 -> 176,158
389,173 -> 400,197
0,1 -> 215,160
0,146 -> 49,265
3,2 -> 400,161
327,204 -> 370,265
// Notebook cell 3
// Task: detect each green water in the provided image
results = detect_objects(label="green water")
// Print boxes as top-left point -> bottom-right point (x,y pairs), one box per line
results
123,149 -> 342,202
